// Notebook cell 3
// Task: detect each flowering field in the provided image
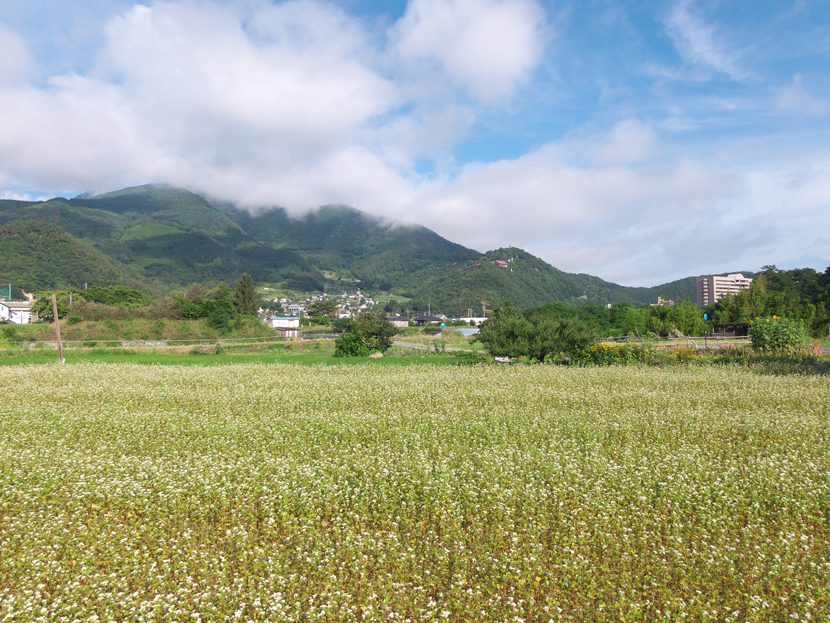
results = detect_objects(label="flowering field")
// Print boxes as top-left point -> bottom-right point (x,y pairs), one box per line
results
1,364 -> 828,622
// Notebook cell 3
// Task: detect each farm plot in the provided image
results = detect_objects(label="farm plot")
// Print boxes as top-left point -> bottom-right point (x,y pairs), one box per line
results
0,364 -> 828,622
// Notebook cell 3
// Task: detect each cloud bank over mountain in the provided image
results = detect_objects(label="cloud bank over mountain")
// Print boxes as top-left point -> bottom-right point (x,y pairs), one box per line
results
0,0 -> 828,285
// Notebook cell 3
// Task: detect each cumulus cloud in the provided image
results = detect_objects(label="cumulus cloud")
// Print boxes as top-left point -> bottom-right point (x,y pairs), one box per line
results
408,128 -> 741,282
389,0 -> 547,103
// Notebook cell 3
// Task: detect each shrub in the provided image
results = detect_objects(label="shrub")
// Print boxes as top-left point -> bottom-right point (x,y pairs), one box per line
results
586,341 -> 657,366
750,316 -> 808,355
479,303 -> 597,363
1,325 -> 18,340
334,331 -> 370,357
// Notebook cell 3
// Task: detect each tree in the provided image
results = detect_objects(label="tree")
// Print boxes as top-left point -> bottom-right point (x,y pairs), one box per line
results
233,274 -> 257,316
334,331 -> 370,357
478,301 -> 596,363
477,302 -> 535,358
33,291 -> 74,322
352,311 -> 397,352
334,311 -> 397,356
307,299 -> 338,324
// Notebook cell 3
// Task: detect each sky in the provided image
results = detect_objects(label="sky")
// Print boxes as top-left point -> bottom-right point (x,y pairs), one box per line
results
0,0 -> 828,286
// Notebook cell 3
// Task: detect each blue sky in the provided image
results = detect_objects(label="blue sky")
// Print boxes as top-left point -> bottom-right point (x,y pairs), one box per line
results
0,0 -> 828,285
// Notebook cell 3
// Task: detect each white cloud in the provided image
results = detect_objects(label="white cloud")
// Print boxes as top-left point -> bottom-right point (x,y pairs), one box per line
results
406,123 -> 829,285
390,0 -> 547,103
0,190 -> 30,201
663,0 -> 742,80
0,25 -> 29,87
0,0 -> 826,285
411,133 -> 736,260
101,2 -> 397,165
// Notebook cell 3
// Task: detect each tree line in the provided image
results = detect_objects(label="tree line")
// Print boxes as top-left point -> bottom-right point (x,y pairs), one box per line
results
33,274 -> 259,331
478,264 -> 829,363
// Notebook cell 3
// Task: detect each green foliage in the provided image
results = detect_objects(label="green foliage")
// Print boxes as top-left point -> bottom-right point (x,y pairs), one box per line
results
233,274 -> 257,316
535,316 -> 598,363
334,311 -> 397,357
333,331 -> 371,357
0,219 -> 144,291
81,285 -> 151,307
587,342 -> 657,366
478,301 -> 597,363
175,283 -> 237,324
715,266 -> 830,336
307,299 -> 338,324
477,302 -> 535,358
32,291 -> 73,321
750,316 -> 809,355
206,305 -> 234,332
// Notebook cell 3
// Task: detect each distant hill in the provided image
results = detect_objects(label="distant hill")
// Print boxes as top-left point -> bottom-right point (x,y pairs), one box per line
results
0,184 -> 748,312
229,204 -> 481,291
0,219 -> 144,291
0,186 -> 324,291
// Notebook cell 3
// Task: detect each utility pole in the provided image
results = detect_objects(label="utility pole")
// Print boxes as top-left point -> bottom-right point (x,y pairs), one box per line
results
51,293 -> 65,364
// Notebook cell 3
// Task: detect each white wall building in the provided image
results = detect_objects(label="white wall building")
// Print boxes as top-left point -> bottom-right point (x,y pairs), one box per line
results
0,300 -> 36,324
695,273 -> 753,307
457,316 -> 488,326
266,315 -> 300,338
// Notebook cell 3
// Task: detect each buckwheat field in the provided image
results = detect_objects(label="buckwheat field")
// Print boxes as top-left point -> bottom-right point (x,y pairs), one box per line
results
1,363 -> 828,622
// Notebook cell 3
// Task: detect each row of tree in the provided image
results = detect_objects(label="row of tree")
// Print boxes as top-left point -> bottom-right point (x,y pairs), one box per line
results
477,264 -> 830,362
33,274 -> 260,330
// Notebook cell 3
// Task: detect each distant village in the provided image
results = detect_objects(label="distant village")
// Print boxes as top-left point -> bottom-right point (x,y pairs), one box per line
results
1,273 -> 754,329
261,288 -> 488,338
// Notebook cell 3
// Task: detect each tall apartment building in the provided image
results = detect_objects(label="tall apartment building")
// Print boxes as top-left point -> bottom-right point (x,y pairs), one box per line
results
695,273 -> 753,307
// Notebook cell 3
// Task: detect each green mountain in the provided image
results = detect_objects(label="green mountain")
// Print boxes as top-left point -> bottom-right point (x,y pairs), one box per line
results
415,247 -> 691,312
0,219 -> 144,291
0,185 -> 323,291
230,204 -> 480,291
0,184 -> 732,312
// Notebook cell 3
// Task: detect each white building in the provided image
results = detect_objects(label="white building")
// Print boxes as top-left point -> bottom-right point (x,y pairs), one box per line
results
695,273 -> 753,307
266,315 -> 300,338
0,300 -> 36,324
457,316 -> 488,326
385,315 -> 409,329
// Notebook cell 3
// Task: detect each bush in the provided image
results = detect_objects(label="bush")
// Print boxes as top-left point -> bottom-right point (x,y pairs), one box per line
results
334,312 -> 397,357
479,302 -> 596,363
587,342 -> 656,366
334,331 -> 370,357
750,316 -> 808,355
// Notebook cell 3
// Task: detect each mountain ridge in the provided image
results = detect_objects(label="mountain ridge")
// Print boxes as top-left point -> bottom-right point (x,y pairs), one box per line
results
0,185 -> 747,313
